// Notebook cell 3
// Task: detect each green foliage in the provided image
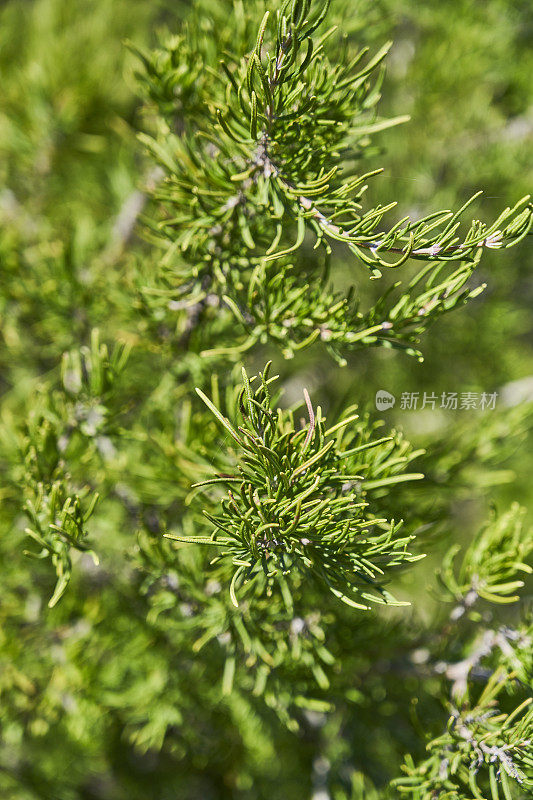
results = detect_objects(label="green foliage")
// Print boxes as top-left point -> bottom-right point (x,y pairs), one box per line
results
137,0 -> 532,363
0,1 -> 532,799
395,671 -> 533,799
1,329 -> 130,607
23,480 -> 99,608
438,504 -> 533,610
168,362 -> 423,610
392,506 -> 533,798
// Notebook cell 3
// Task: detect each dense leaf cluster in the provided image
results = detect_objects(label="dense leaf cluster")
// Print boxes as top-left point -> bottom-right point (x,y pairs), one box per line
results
168,363 -> 423,610
137,0 -> 532,363
0,1 -> 531,799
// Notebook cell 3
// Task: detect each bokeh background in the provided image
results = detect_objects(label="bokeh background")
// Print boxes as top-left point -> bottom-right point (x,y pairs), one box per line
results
0,1 -> 531,798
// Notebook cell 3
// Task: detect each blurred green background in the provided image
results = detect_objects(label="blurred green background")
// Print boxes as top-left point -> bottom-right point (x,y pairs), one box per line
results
0,1 -> 531,798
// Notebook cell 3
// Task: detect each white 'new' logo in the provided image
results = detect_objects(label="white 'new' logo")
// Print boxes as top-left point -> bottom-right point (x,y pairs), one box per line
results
375,390 -> 395,411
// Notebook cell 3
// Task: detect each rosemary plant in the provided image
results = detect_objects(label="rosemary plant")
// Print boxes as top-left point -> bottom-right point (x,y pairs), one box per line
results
0,1 -> 531,798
